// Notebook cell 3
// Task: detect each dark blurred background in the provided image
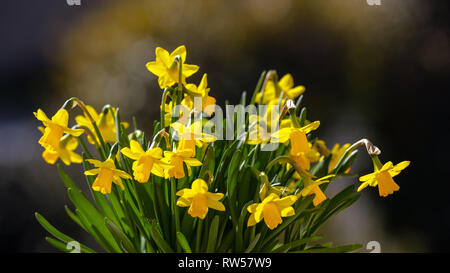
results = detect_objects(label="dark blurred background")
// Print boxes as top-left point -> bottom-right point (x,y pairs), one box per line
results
1,0 -> 449,252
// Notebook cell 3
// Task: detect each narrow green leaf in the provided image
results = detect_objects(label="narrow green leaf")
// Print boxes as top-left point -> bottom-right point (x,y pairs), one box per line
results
206,216 -> 220,253
271,236 -> 323,253
105,218 -> 137,253
150,220 -> 174,253
293,244 -> 362,253
35,212 -> 95,253
176,232 -> 193,253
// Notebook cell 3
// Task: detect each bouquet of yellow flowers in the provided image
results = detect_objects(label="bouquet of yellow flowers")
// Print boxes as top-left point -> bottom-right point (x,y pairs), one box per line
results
34,45 -> 409,253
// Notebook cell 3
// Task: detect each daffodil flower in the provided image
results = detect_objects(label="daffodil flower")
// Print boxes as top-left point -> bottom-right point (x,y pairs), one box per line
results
39,129 -> 82,166
358,161 -> 410,197
255,74 -> 305,105
272,121 -> 320,170
247,193 -> 297,230
34,109 -> 84,152
84,158 -> 132,194
146,45 -> 199,89
120,140 -> 167,182
161,149 -> 202,179
328,143 -> 351,173
75,105 -> 128,144
182,74 -> 216,115
247,107 -> 284,146
271,181 -> 297,197
171,121 -> 216,157
298,175 -> 335,206
176,178 -> 225,219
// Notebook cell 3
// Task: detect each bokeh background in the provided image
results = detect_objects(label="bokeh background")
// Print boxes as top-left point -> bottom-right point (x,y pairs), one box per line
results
1,0 -> 449,252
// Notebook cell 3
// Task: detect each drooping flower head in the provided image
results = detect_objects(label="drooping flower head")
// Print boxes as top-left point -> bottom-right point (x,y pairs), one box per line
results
146,45 -> 199,89
273,120 -> 320,170
247,193 -> 297,230
75,105 -> 128,144
255,73 -> 305,105
182,73 -> 216,115
84,158 -> 132,194
358,160 -> 410,197
298,175 -> 335,206
176,178 -> 225,219
120,140 -> 168,182
39,128 -> 82,166
34,109 -> 84,152
171,121 -> 216,158
161,149 -> 202,179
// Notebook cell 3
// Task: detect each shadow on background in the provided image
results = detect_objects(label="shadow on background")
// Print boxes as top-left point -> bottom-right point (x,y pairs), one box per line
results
1,0 -> 449,252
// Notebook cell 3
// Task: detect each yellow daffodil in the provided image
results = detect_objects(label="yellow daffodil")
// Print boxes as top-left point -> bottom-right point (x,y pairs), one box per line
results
176,178 -> 225,219
298,175 -> 335,206
271,181 -> 297,197
171,121 -> 216,157
358,161 -> 410,197
75,105 -> 128,144
84,158 -> 132,194
247,107 -> 283,146
120,140 -> 167,182
255,74 -> 305,105
34,109 -> 84,152
162,101 -> 174,126
274,120 -> 320,145
40,130 -> 82,166
272,121 -> 320,171
182,74 -> 216,115
161,149 -> 202,179
146,45 -> 199,89
328,143 -> 351,173
247,193 -> 297,230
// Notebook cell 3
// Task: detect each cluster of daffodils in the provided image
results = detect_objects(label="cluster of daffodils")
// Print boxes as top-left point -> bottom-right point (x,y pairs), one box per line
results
34,45 -> 410,253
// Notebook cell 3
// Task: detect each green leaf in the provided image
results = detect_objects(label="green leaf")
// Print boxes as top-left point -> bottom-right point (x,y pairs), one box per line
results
293,244 -> 362,253
271,236 -> 323,253
206,215 -> 220,253
105,218 -> 137,253
67,187 -> 121,252
150,220 -> 174,253
45,237 -> 72,253
176,232 -> 193,253
244,233 -> 261,253
35,212 -> 95,253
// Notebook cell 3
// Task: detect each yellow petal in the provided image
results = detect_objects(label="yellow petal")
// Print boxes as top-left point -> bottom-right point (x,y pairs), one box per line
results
300,121 -> 320,134
278,74 -> 294,90
177,197 -> 192,207
63,127 -> 84,137
183,64 -> 199,77
191,179 -> 208,193
121,147 -> 140,161
84,168 -> 100,176
207,199 -> 225,211
280,206 -> 295,217
51,109 -> 69,127
287,86 -> 305,99
247,203 -> 259,213
247,213 -> 258,227
34,109 -> 51,124
155,47 -> 171,67
146,61 -> 166,76
169,45 -> 187,63
130,139 -> 145,155
184,157 -> 202,167
273,195 -> 297,208
42,149 -> 58,165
